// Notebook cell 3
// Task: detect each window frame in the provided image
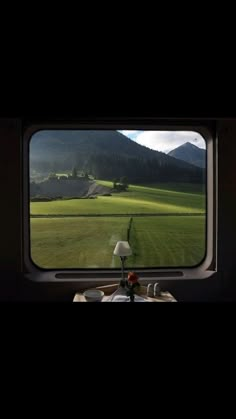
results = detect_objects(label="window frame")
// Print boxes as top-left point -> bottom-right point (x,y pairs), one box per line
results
23,119 -> 216,283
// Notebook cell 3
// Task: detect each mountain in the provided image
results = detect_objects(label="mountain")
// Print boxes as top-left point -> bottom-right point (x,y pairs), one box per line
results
30,130 -> 204,184
168,142 -> 206,168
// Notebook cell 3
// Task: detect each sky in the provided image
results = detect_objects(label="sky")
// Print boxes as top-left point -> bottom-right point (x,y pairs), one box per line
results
118,130 -> 206,154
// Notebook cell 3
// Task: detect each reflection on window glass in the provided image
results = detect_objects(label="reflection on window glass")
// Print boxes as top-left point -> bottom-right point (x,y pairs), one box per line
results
30,130 -> 206,269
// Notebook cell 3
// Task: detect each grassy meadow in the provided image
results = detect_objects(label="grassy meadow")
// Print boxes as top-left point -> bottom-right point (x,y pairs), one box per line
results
30,182 -> 205,216
30,182 -> 206,269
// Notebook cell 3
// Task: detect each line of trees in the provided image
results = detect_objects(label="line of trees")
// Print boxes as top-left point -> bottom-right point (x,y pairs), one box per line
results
31,152 -> 204,185
84,153 -> 204,184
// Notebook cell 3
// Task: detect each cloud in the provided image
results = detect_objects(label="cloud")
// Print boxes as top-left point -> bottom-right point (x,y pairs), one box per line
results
118,130 -> 143,138
133,131 -> 206,153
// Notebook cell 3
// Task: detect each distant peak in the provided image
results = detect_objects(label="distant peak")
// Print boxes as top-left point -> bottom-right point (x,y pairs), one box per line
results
168,141 -> 199,154
184,141 -> 197,147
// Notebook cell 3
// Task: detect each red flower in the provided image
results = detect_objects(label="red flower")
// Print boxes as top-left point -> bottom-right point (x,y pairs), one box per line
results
128,272 -> 139,284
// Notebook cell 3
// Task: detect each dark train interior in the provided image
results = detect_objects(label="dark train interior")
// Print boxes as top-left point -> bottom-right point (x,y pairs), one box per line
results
0,109 -> 235,302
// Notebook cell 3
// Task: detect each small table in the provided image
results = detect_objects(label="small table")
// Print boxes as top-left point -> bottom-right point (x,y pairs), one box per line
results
73,284 -> 177,302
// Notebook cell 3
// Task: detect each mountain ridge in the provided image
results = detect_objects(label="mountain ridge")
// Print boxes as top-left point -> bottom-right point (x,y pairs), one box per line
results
30,131 -> 204,183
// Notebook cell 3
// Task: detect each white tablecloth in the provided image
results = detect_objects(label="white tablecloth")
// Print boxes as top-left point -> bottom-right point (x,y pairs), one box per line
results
105,286 -> 148,302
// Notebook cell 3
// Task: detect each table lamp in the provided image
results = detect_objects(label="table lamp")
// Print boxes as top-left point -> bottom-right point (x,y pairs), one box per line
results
113,241 -> 132,287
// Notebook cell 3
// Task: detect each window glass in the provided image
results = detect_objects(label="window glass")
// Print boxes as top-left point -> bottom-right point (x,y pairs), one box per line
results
29,130 -> 206,269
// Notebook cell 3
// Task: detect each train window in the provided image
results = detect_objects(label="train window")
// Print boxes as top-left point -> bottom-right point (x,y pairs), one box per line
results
24,123 -> 215,281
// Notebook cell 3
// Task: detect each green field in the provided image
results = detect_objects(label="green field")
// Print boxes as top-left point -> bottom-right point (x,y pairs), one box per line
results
129,216 -> 205,267
98,180 -> 205,194
31,217 -> 129,268
31,215 -> 205,268
30,183 -> 205,216
30,182 -> 206,269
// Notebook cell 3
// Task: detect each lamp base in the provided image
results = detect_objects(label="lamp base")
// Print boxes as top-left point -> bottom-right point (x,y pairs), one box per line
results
119,279 -> 127,288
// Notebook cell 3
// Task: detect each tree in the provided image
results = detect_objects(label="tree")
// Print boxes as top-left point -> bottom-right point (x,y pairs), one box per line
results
72,167 -> 77,178
120,176 -> 129,190
113,178 -> 119,189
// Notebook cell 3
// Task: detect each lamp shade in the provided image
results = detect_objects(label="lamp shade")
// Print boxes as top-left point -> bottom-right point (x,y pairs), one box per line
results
113,241 -> 132,257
